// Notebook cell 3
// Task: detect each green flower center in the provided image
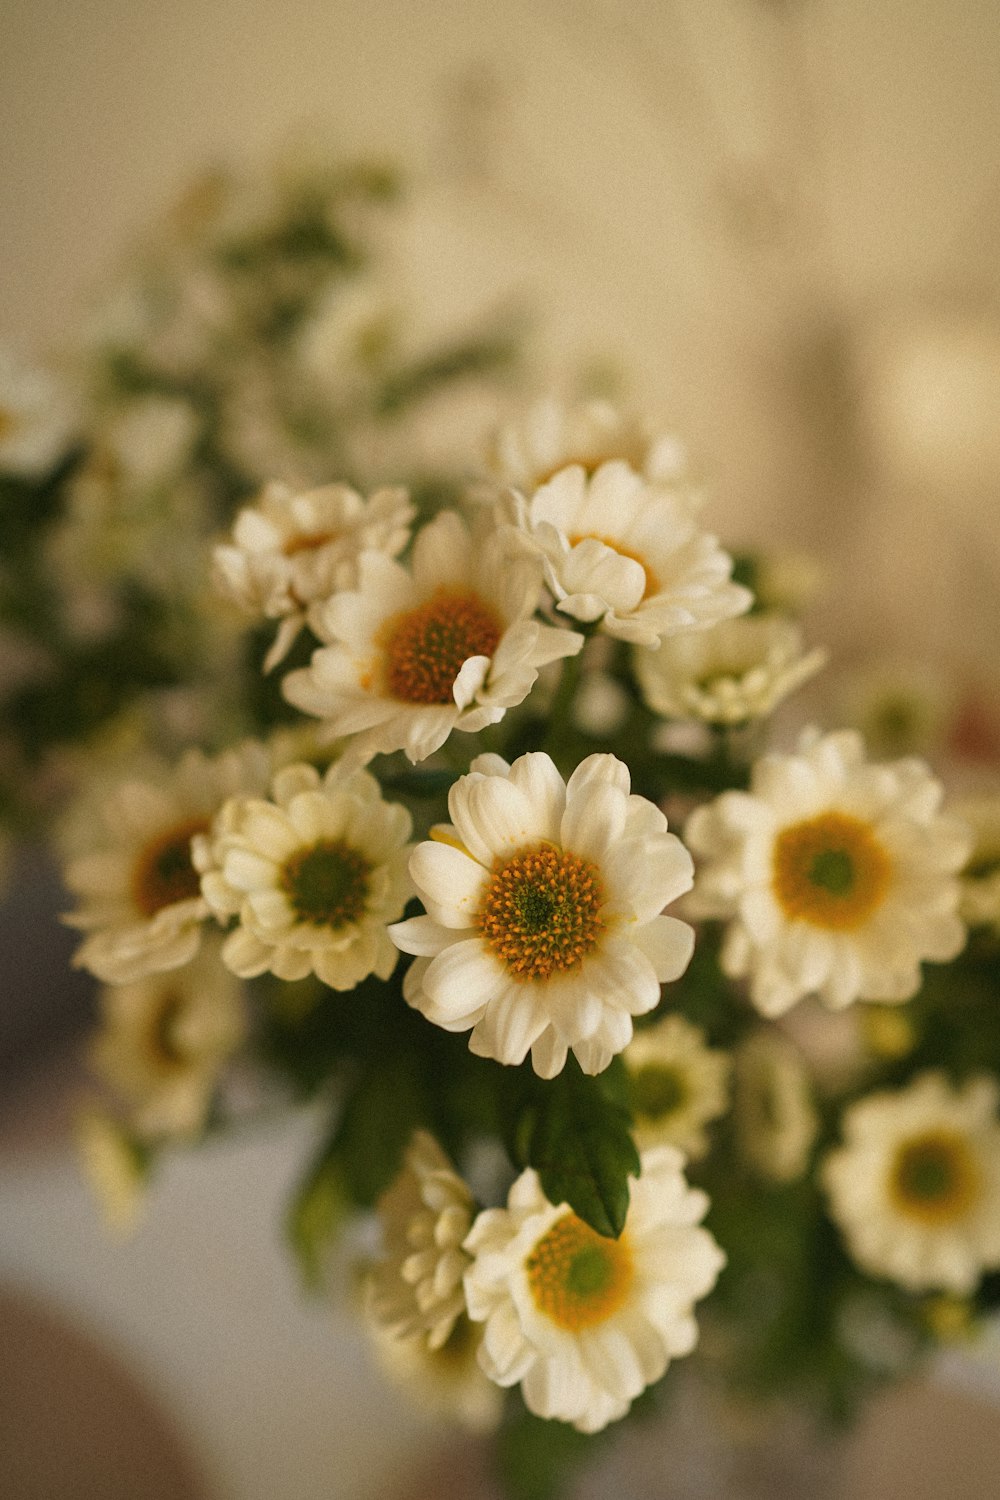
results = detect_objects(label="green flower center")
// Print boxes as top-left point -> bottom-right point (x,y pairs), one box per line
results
772,811 -> 892,930
478,843 -> 605,981
890,1131 -> 979,1225
280,840 -> 371,928
630,1063 -> 688,1122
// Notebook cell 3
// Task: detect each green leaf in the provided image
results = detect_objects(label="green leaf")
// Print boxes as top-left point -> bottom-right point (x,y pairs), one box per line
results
334,1056 -> 428,1208
287,1152 -> 348,1292
518,1057 -> 640,1238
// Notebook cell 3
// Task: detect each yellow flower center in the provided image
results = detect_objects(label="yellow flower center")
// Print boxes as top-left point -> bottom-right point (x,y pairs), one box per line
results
527,1213 -> 633,1331
889,1130 -> 980,1225
569,533 -> 660,600
478,843 -> 605,981
771,811 -> 892,930
280,839 -> 371,928
382,588 -> 502,704
131,818 -> 209,917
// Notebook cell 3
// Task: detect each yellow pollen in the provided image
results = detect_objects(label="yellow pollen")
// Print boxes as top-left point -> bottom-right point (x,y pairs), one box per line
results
477,843 -> 605,981
889,1130 -> 980,1226
381,588 -> 502,705
131,818 -> 208,918
569,533 -> 660,599
771,811 -> 892,930
527,1213 -> 633,1331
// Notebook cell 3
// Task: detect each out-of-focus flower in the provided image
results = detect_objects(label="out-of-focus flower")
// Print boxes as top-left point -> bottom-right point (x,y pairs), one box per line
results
0,346 -> 78,477
197,760 -> 412,989
283,511 -> 582,764
391,750 -> 695,1077
823,1072 -> 1000,1294
76,1108 -> 148,1236
623,1013 -> 730,1158
462,1147 -> 724,1432
500,461 -> 750,647
634,613 -> 826,725
952,791 -> 1000,933
685,729 -> 970,1017
735,1030 -> 818,1183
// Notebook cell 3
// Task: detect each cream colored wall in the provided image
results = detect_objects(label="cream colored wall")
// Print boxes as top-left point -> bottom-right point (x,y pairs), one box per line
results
2,0 -> 999,662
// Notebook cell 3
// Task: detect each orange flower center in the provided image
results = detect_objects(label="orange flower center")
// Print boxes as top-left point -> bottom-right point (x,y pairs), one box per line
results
131,818 -> 208,918
527,1213 -> 633,1331
771,811 -> 892,930
569,533 -> 660,599
478,843 -> 605,981
889,1131 -> 980,1225
382,588 -> 502,704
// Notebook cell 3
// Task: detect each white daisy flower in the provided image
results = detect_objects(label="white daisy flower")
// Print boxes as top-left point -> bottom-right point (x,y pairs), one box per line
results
89,938 -> 244,1139
483,396 -> 697,495
282,510 -> 582,765
389,750 -> 695,1078
462,1146 -> 725,1433
212,481 -> 415,670
64,741 -> 272,985
365,1316 -> 503,1434
684,729 -> 971,1018
952,792 -> 1000,933
623,1014 -> 730,1159
197,760 -> 412,989
0,346 -> 78,477
822,1072 -> 1000,1294
634,614 -> 826,726
366,1130 -> 477,1350
735,1031 -> 818,1183
500,461 -> 751,648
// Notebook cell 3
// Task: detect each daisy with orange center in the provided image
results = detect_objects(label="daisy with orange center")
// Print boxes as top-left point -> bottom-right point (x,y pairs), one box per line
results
462,1147 -> 725,1432
282,510 -> 583,764
822,1073 -> 1000,1294
389,750 -> 695,1078
684,729 -> 971,1018
64,741 -> 272,985
499,459 -> 750,647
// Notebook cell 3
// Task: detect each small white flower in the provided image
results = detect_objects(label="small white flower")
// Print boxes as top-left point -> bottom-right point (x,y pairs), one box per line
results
64,741 -> 272,985
735,1031 -> 818,1183
212,480 -> 415,669
283,510 -> 582,764
197,760 -> 412,988
0,346 -> 78,477
500,461 -> 750,647
822,1072 -> 1000,1294
952,791 -> 1000,933
483,396 -> 697,495
462,1147 -> 725,1433
366,1131 -> 477,1349
623,1014 -> 730,1159
835,658 -> 952,760
684,729 -> 971,1018
390,750 -> 695,1078
634,614 -> 826,726
89,938 -> 244,1139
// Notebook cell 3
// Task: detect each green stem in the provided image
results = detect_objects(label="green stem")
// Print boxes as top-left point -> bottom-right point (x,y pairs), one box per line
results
542,638 -> 590,764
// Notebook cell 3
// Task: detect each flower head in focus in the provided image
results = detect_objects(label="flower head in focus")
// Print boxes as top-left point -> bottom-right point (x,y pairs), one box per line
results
212,480 -> 415,670
197,760 -> 412,988
623,1014 -> 730,1158
462,1146 -> 725,1432
684,729 -> 971,1018
822,1072 -> 1000,1294
500,461 -> 750,647
282,510 -> 582,764
390,750 -> 695,1077
64,741 -> 272,985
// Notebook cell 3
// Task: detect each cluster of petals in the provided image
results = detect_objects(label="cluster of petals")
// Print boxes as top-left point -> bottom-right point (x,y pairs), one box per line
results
499,460 -> 751,647
462,1147 -> 725,1432
90,936 -> 244,1139
635,613 -> 826,726
684,729 -> 971,1018
64,741 -> 272,985
822,1072 -> 1000,1294
482,396 -> 697,497
623,1013 -> 731,1158
196,760 -> 412,989
283,509 -> 582,764
389,750 -> 695,1078
212,480 -> 414,670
